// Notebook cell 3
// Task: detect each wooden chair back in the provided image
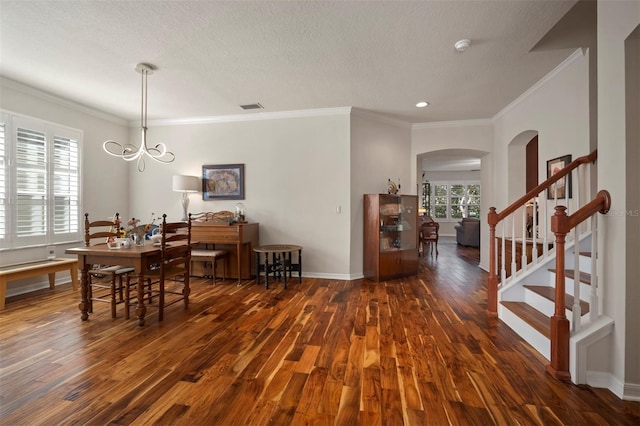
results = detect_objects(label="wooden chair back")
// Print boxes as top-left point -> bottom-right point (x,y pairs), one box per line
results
421,217 -> 439,242
420,216 -> 440,255
84,213 -> 121,246
158,213 -> 192,275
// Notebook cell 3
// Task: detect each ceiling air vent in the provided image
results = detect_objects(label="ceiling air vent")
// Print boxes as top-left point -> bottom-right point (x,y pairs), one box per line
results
240,103 -> 263,110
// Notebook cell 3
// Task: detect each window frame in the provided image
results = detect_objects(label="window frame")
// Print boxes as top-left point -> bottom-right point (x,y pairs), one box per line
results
0,111 -> 83,249
423,180 -> 481,222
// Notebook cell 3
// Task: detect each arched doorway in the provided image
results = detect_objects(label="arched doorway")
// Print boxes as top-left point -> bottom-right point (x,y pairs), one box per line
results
417,148 -> 489,264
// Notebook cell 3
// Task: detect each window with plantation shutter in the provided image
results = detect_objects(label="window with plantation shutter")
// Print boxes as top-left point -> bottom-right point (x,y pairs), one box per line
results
16,127 -> 47,237
0,111 -> 82,249
53,136 -> 79,234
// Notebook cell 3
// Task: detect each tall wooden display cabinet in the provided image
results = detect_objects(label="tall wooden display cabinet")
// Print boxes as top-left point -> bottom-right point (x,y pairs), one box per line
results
363,193 -> 418,281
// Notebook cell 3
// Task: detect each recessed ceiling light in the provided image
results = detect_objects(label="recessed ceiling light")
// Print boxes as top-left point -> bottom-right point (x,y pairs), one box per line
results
416,101 -> 429,108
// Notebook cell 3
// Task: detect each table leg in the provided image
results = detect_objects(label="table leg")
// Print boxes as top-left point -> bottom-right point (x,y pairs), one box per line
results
264,254 -> 270,289
48,272 -> 56,289
236,243 -> 242,286
69,263 -> 79,291
255,252 -> 261,286
0,277 -> 6,310
283,252 -> 288,289
298,249 -> 302,283
136,273 -> 147,326
78,263 -> 90,321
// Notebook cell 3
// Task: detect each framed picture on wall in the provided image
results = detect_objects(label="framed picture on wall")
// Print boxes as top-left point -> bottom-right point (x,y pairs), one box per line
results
202,164 -> 245,200
546,155 -> 572,199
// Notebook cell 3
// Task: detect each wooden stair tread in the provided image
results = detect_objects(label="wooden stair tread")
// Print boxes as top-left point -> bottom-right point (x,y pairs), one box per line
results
548,269 -> 591,285
523,285 -> 590,314
501,301 -> 550,339
578,251 -> 592,257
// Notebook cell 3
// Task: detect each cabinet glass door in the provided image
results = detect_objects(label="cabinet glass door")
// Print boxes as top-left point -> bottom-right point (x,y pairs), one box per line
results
399,195 -> 417,250
378,196 -> 400,252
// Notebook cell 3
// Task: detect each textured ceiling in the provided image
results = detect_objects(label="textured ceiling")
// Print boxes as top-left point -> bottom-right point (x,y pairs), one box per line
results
0,0 -> 577,125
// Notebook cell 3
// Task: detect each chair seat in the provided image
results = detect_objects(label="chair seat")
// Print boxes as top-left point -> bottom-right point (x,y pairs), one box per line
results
190,249 -> 227,284
191,249 -> 227,259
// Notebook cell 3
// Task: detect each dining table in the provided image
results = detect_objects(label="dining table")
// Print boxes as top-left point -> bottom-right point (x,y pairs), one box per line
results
66,242 -> 165,326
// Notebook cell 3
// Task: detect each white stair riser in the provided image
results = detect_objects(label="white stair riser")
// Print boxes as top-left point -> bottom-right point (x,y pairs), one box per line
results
499,305 -> 550,360
577,254 -> 592,271
547,274 -> 591,298
523,288 -> 588,323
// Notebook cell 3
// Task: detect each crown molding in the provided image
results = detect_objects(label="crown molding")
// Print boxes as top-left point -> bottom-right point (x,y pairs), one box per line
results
412,118 -> 493,130
1,77 -> 129,126
493,47 -> 586,121
146,106 -> 353,127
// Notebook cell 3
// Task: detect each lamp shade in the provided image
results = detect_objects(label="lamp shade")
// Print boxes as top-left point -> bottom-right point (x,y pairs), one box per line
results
172,175 -> 199,192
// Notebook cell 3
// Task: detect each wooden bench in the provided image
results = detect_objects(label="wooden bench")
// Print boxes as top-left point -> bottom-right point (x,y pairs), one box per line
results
0,258 -> 78,309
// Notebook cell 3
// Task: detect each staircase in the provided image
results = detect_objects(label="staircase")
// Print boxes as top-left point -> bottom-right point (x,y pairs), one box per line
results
487,150 -> 614,383
497,234 -> 614,382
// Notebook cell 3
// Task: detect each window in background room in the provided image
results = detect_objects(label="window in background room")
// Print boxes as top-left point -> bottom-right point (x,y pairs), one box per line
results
427,181 -> 480,221
0,111 -> 82,249
433,184 -> 448,220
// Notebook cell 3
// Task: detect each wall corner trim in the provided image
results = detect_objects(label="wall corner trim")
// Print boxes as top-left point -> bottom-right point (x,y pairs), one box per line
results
146,107 -> 353,127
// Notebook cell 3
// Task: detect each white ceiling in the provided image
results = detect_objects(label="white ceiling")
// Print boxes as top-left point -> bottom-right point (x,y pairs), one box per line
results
0,0 -> 577,124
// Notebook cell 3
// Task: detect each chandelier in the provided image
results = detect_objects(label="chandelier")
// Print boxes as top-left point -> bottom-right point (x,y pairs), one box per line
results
103,63 -> 175,172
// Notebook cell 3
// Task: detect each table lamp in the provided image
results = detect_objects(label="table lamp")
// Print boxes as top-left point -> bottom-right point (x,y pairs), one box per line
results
172,175 -> 199,221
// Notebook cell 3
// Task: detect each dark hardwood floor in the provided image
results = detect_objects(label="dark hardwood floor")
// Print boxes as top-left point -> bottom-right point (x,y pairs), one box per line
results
1,237 -> 638,425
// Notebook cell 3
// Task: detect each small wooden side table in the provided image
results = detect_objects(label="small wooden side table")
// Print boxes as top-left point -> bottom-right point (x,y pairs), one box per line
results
254,244 -> 302,289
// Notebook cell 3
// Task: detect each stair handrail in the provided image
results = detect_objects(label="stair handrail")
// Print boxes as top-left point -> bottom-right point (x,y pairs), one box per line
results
486,150 -> 598,316
494,150 -> 597,222
546,189 -> 611,381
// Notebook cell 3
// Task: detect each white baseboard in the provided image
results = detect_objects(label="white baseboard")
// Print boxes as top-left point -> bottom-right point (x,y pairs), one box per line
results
586,371 -> 640,401
6,276 -> 74,298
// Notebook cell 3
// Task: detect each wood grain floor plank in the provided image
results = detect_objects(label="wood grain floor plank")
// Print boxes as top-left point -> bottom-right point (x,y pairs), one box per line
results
1,238 -> 637,425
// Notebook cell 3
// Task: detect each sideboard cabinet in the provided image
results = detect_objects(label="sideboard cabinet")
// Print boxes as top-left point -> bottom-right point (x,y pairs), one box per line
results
363,194 -> 418,281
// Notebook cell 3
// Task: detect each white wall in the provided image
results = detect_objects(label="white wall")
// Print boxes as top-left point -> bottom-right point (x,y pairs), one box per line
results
597,0 -> 640,399
0,79 -> 130,295
493,49 -> 590,217
411,122 -> 493,268
126,109 -> 352,279
350,110 -> 412,278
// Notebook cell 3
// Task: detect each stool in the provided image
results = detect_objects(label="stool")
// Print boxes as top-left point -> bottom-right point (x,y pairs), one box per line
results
191,249 -> 228,284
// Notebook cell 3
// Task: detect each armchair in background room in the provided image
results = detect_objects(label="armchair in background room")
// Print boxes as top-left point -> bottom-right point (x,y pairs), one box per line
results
455,217 -> 480,247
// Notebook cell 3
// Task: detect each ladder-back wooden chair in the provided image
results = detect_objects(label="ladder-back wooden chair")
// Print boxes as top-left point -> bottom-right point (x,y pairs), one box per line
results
84,213 -> 134,318
420,216 -> 440,256
125,214 -> 192,321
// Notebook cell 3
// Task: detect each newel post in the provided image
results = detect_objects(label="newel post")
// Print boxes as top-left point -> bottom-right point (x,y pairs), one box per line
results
487,207 -> 499,317
546,205 -> 571,380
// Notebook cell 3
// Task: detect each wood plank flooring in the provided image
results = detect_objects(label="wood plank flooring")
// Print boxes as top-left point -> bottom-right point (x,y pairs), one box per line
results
1,237 -> 638,425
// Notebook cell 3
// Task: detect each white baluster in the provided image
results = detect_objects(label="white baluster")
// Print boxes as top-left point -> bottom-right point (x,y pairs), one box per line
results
572,226 -> 581,333
590,214 -> 599,321
543,196 -> 550,255
501,221 -> 506,284
521,207 -> 528,273
511,216 -> 517,277
532,197 -> 539,265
